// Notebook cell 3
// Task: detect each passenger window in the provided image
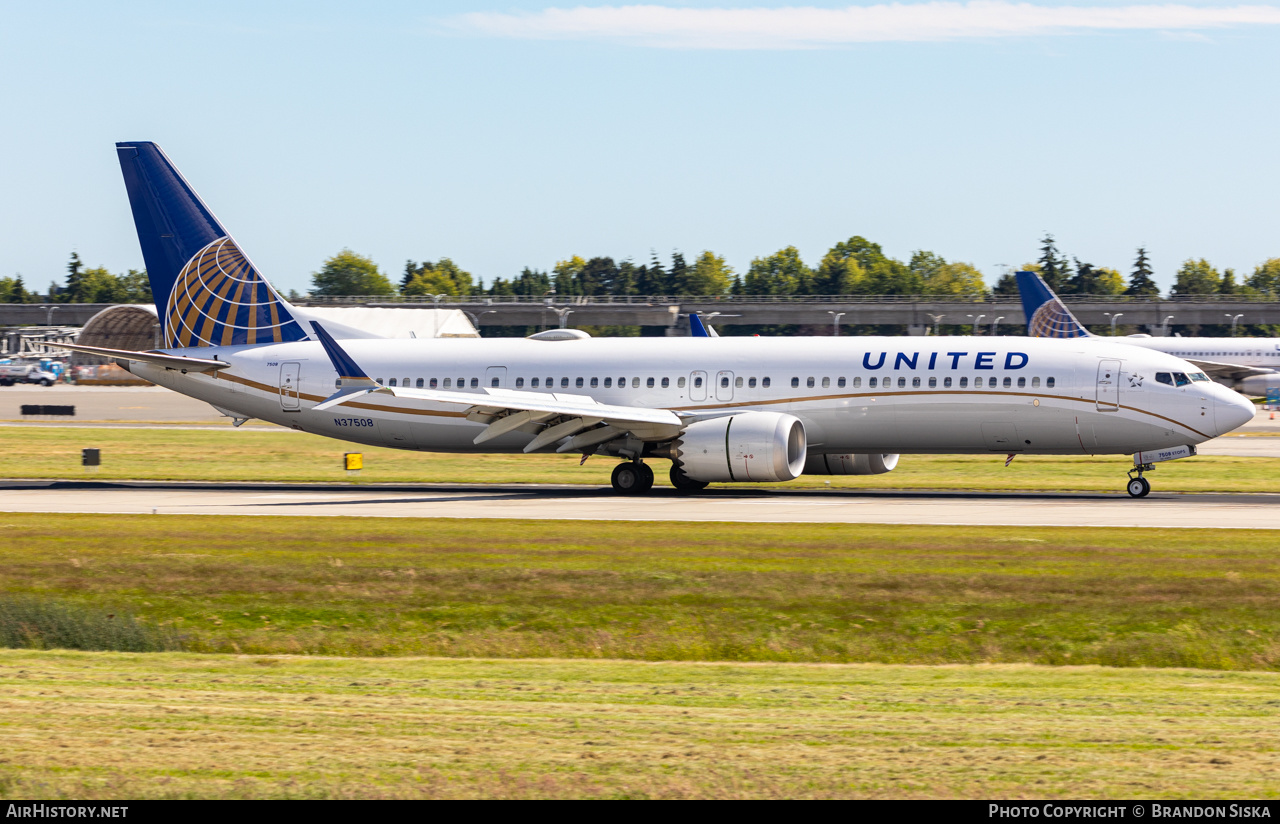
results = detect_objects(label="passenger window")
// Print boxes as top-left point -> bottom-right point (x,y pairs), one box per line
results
762,377 -> 771,388
335,378 -> 341,389
720,377 -> 728,388
1174,372 -> 1190,387
821,377 -> 830,388
648,378 -> 656,388
471,378 -> 479,388
1017,377 -> 1025,388
604,377 -> 612,388
943,376 -> 952,388
678,377 -> 686,388
973,377 -> 983,388
404,378 -> 411,388
1046,377 -> 1055,388
576,377 -> 584,388
837,377 -> 845,388
1031,377 -> 1040,388
960,377 -> 969,388
547,377 -> 553,387
928,377 -> 937,388
663,377 -> 671,388
735,377 -> 742,388
694,377 -> 702,388
458,377 -> 465,387
515,377 -> 524,388
806,377 -> 814,388
430,378 -> 438,388
531,378 -> 539,388
491,378 -> 500,387
632,377 -> 640,388
377,378 -> 385,385
852,377 -> 861,388
749,377 -> 757,388
442,378 -> 450,387
388,378 -> 397,387
590,377 -> 598,388
561,377 -> 570,388
1003,377 -> 1012,388
416,378 -> 424,388
897,377 -> 906,388
912,377 -> 921,388
792,377 -> 800,388
869,377 -> 878,388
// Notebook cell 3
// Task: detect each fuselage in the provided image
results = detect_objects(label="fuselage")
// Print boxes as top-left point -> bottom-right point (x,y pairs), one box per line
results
1120,336 -> 1280,370
130,334 -> 1255,457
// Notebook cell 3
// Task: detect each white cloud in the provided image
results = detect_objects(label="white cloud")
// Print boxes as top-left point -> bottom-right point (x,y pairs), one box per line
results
449,3 -> 1280,48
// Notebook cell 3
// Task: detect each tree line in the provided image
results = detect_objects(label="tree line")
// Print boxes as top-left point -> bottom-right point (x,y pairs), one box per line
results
312,234 -> 1280,302
0,253 -> 151,305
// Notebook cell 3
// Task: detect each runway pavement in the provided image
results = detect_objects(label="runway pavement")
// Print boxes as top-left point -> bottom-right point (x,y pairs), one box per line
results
3,480 -> 1277,528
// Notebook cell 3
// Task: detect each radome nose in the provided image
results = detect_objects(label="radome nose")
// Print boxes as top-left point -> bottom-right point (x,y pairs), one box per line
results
1215,389 -> 1255,436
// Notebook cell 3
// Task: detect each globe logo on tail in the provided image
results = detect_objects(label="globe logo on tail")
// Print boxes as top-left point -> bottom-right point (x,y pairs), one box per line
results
165,237 -> 305,348
1028,298 -> 1088,339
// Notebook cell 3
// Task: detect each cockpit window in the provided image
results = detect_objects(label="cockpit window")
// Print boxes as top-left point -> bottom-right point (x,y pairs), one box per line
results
1155,372 -> 1173,386
1191,372 -> 1210,382
1173,372 -> 1191,387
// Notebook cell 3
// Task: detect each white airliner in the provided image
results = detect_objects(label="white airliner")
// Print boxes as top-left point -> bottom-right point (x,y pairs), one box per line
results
1017,270 -> 1280,396
63,143 -> 1254,499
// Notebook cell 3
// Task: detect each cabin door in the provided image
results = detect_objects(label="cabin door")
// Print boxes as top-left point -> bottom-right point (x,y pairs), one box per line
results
485,366 -> 507,389
1096,359 -> 1120,412
280,362 -> 301,411
716,370 -> 735,402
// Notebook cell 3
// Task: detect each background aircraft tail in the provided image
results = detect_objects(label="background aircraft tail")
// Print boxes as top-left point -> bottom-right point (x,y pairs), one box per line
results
1015,270 -> 1091,338
115,142 -> 308,349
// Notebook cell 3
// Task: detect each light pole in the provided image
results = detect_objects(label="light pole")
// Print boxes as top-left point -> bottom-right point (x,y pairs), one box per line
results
966,314 -> 985,335
1104,312 -> 1124,336
1226,313 -> 1244,336
827,311 -> 846,336
926,313 -> 945,336
990,316 -> 1004,336
551,307 -> 574,329
1161,315 -> 1175,337
44,305 -> 57,326
431,293 -> 448,312
461,309 -> 497,333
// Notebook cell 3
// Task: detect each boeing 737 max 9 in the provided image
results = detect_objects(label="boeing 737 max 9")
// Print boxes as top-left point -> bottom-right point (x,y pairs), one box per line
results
62,143 -> 1255,498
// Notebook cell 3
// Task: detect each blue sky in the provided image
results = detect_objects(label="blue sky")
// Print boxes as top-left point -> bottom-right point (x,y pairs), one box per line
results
2,1 -> 1278,294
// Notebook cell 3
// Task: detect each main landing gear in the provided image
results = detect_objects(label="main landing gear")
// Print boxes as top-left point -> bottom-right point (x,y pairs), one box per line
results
1127,463 -> 1153,498
611,461 -> 654,495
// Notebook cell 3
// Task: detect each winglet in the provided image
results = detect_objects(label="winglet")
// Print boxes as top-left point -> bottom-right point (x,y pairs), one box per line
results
689,313 -> 710,337
311,322 -> 377,385
1015,271 -> 1091,339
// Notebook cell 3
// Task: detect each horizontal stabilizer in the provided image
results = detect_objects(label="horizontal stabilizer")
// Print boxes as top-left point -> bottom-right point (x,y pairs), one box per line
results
53,343 -> 228,372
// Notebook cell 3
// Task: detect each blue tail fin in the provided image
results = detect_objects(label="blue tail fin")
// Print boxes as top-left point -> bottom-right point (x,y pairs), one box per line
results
1015,270 -> 1091,339
115,142 -> 307,349
688,313 -> 709,337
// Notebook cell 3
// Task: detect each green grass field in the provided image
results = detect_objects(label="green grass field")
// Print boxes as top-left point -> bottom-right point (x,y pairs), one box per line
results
1,650 -> 1277,799
5,514 -> 1280,670
2,426 -> 1279,492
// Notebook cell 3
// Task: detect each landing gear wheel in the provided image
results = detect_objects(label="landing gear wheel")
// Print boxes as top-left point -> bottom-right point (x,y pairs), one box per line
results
611,462 -> 654,495
1127,477 -> 1151,498
669,465 -> 709,493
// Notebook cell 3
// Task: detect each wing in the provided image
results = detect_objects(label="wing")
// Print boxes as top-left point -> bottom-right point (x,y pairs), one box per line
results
1186,358 -> 1275,384
308,322 -> 685,453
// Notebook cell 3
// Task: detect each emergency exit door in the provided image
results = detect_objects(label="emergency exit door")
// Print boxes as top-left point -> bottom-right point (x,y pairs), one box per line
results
1096,359 -> 1120,412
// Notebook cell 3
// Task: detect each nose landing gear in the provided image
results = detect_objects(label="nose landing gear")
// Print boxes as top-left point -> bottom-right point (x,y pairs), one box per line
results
1127,463 -> 1154,498
611,460 -> 654,494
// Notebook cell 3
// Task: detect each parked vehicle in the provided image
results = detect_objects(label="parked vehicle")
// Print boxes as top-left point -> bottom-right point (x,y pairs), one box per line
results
0,362 -> 58,386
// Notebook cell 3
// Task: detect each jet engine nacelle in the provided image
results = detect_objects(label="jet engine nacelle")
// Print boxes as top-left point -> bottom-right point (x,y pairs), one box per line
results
675,412 -> 807,483
803,453 -> 900,475
1239,372 -> 1280,397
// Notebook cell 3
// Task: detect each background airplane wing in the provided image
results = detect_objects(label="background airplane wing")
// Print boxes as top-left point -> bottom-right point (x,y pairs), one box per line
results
1185,358 -> 1275,383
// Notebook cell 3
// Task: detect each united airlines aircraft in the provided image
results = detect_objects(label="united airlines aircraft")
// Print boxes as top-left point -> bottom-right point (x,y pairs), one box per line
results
1018,270 -> 1280,396
64,143 -> 1255,498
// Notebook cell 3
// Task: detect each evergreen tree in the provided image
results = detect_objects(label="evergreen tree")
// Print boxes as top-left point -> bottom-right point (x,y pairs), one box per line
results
991,271 -> 1020,297
577,257 -> 617,297
669,252 -> 688,295
615,260 -> 639,296
1125,247 -> 1160,297
637,252 -> 668,294
1220,268 -> 1238,294
63,252 -> 85,303
401,260 -> 421,291
1037,234 -> 1069,291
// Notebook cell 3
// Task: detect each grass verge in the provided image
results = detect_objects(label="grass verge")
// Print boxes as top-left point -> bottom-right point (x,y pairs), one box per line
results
3,514 -> 1279,669
2,425 -> 1279,491
0,650 -> 1277,799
